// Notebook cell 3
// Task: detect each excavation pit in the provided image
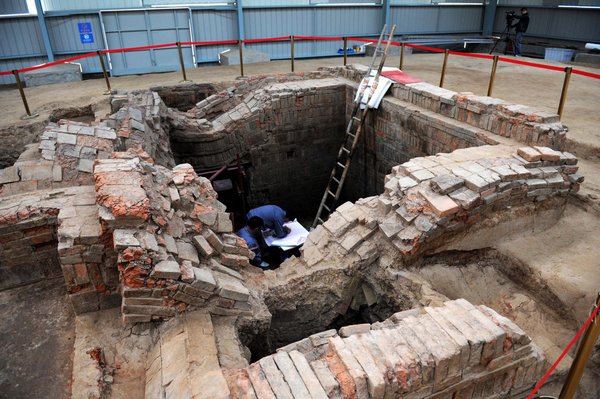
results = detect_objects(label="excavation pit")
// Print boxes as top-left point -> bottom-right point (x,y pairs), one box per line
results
0,65 -> 597,399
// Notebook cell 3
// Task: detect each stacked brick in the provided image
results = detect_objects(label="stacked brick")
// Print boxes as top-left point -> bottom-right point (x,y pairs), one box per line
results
224,299 -> 544,399
0,196 -> 61,290
0,120 -> 118,198
0,185 -> 118,313
170,77 -> 347,212
145,311 -> 231,399
93,154 -> 254,323
391,81 -> 566,150
107,90 -> 175,168
301,144 -> 580,267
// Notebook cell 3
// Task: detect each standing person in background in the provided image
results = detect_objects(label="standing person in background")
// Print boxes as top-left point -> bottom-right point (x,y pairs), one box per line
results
246,204 -> 292,239
512,7 -> 530,57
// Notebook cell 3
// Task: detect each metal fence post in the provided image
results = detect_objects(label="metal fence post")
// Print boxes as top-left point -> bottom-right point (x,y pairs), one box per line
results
399,42 -> 405,70
12,70 -> 38,119
487,55 -> 499,97
96,50 -> 111,94
238,40 -> 244,77
343,37 -> 348,66
176,42 -> 189,82
557,66 -> 573,120
290,35 -> 295,73
439,49 -> 449,88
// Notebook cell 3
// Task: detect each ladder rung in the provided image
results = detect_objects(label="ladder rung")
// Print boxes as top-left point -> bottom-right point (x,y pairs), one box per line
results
352,116 -> 361,122
323,204 -> 331,212
341,147 -> 350,154
332,177 -> 340,184
336,162 -> 345,169
348,132 -> 355,138
327,189 -> 336,197
317,217 -> 325,224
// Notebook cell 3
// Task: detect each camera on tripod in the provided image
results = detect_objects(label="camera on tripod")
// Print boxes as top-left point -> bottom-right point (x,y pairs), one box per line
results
505,11 -> 516,27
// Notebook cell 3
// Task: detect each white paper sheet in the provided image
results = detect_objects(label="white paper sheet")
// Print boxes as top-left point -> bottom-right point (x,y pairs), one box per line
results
264,220 -> 309,248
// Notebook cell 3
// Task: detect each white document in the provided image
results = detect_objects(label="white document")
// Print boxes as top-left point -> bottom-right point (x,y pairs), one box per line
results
354,68 -> 396,109
264,220 -> 309,248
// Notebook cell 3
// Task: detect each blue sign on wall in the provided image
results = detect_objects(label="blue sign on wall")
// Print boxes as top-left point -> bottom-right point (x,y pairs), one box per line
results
78,22 -> 94,44
78,22 -> 92,34
80,33 -> 94,44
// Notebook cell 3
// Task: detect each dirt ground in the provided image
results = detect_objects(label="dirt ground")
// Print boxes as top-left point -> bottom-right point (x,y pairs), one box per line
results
0,278 -> 75,399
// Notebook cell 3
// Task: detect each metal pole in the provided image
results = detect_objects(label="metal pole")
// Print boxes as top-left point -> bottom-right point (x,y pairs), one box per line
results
439,49 -> 449,88
12,70 -> 33,118
487,55 -> 499,97
559,294 -> 600,399
97,50 -> 111,94
176,42 -> 189,82
343,37 -> 348,66
557,66 -> 572,120
290,35 -> 295,73
238,40 -> 244,77
399,42 -> 405,70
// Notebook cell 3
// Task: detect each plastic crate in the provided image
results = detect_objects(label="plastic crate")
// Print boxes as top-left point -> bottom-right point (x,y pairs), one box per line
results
544,48 -> 576,62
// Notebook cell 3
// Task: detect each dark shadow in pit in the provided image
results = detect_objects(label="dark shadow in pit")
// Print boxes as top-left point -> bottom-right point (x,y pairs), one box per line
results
245,274 -> 414,363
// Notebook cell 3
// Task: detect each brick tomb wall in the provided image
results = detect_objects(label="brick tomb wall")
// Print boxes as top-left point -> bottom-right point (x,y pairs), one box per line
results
0,209 -> 60,290
169,78 -> 348,216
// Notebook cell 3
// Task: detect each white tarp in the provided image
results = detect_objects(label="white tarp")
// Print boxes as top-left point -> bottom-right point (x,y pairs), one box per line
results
354,67 -> 399,109
264,220 -> 309,250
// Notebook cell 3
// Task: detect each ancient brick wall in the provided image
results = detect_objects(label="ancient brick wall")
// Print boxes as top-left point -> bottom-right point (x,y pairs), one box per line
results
170,78 -> 348,217
224,299 -> 545,399
0,209 -> 60,290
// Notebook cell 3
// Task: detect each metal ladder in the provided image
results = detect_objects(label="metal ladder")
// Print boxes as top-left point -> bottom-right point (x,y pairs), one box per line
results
312,24 -> 396,228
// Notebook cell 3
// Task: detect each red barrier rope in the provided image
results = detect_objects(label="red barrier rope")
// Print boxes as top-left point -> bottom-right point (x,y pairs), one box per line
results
183,40 -> 238,46
294,35 -> 343,41
498,56 -> 566,72
572,69 -> 600,80
243,36 -> 289,44
1,35 -> 600,81
15,51 -> 98,74
101,42 -> 176,54
527,301 -> 600,399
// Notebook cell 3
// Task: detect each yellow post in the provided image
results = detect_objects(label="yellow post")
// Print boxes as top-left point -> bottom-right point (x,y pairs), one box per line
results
558,294 -> 600,399
399,42 -> 405,70
12,70 -> 38,119
238,40 -> 244,77
96,50 -> 111,94
343,36 -> 348,66
290,35 -> 295,73
487,55 -> 499,97
557,66 -> 573,120
176,42 -> 189,82
439,49 -> 449,88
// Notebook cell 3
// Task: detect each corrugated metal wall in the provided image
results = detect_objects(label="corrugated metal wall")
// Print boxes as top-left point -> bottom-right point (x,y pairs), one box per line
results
1,4 -> 598,84
391,5 -> 483,34
494,6 -> 600,42
0,0 -> 28,14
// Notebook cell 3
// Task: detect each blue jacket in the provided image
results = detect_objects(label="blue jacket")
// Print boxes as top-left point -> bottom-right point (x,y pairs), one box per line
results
247,204 -> 287,238
236,226 -> 262,266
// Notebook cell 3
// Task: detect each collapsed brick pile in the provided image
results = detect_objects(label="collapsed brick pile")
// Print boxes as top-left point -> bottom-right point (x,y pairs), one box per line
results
93,154 -> 254,323
224,299 -> 544,399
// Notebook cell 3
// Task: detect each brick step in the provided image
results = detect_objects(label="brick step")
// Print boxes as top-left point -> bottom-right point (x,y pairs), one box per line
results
145,311 -> 230,399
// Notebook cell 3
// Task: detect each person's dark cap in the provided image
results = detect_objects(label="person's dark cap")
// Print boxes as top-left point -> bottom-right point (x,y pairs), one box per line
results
248,216 -> 264,229
521,7 -> 528,12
